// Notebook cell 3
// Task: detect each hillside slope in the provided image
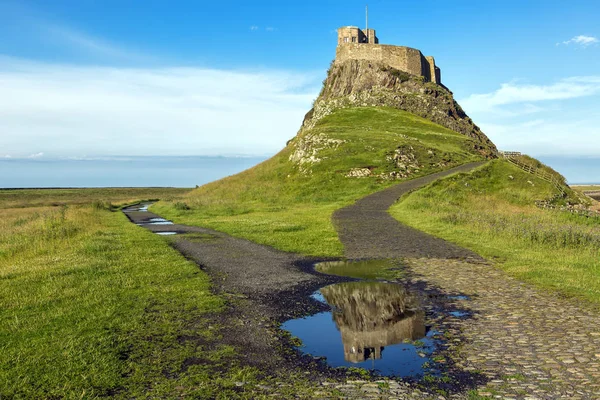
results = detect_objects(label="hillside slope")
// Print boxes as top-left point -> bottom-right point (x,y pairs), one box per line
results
307,59 -> 497,157
153,106 -> 488,255
154,61 -> 585,260
390,159 -> 600,302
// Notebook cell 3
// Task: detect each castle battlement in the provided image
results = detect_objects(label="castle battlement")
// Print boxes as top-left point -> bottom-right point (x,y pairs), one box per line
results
336,26 -> 441,84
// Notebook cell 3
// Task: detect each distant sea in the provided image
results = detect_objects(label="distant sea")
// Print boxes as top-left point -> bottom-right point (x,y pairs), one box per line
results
0,156 -> 267,188
0,155 -> 598,189
536,156 -> 600,185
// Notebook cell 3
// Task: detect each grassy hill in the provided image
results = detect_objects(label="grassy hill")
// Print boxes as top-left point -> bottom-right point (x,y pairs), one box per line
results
153,106 -> 488,255
390,160 -> 600,303
153,61 -> 600,303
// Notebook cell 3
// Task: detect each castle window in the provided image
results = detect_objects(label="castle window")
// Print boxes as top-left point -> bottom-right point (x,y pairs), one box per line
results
343,37 -> 349,43
352,36 -> 357,43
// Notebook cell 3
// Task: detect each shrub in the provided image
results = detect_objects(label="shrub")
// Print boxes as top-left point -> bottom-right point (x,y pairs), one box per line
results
173,202 -> 191,211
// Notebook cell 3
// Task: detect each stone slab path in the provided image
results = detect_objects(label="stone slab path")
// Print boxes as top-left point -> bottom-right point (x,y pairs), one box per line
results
333,163 -> 600,399
407,258 -> 600,399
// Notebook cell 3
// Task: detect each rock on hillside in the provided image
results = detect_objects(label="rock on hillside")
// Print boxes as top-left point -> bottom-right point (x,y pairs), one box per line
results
299,59 -> 497,158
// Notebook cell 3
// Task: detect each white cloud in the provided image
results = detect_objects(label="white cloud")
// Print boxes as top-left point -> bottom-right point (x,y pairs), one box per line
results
459,76 -> 600,156
480,118 -> 600,156
559,35 -> 599,47
27,152 -> 44,159
0,1 -> 149,63
0,57 -> 321,157
460,77 -> 600,113
43,24 -> 150,62
250,26 -> 276,32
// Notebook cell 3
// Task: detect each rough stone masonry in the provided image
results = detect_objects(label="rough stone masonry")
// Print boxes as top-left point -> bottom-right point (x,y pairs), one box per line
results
336,25 -> 441,84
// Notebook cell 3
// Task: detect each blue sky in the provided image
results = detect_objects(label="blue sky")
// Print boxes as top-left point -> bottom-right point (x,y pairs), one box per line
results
1,0 -> 599,158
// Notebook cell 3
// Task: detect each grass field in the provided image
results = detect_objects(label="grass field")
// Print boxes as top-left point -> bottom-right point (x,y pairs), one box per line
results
0,188 -> 302,398
153,107 -> 486,256
0,187 -> 191,209
390,160 -> 600,304
572,185 -> 600,193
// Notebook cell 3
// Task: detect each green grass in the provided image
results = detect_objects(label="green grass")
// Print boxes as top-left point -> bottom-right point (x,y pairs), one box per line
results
0,190 -> 365,398
572,185 -> 600,192
0,204 -> 240,398
390,159 -> 600,303
0,187 -> 192,209
153,107 -> 486,256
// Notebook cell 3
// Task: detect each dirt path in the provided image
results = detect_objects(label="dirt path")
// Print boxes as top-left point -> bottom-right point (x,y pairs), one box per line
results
333,163 -> 600,399
123,206 -> 431,397
333,162 -> 486,260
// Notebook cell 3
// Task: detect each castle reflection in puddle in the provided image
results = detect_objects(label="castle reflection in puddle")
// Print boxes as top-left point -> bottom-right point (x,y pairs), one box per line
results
283,281 -> 434,377
321,282 -> 426,363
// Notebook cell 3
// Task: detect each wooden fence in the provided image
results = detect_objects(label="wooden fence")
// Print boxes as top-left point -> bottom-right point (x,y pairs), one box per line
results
499,151 -> 566,196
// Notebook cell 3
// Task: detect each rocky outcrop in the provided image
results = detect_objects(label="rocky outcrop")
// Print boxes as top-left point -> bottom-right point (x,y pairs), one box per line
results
300,59 -> 497,158
288,133 -> 345,174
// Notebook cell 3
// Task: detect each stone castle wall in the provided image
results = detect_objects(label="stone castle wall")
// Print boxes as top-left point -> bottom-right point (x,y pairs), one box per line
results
335,27 -> 441,84
335,44 -> 439,83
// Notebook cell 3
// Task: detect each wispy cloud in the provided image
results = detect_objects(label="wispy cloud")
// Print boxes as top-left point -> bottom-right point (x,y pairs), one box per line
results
460,76 -> 600,156
27,152 -> 44,159
0,57 -> 321,157
557,35 -> 599,47
43,24 -> 150,62
460,76 -> 600,113
479,117 -> 600,156
0,1 -> 150,63
249,26 -> 277,32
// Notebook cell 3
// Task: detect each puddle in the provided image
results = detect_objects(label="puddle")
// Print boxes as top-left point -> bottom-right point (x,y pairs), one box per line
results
448,295 -> 470,301
282,281 -> 438,377
448,311 -> 469,318
315,259 -> 405,281
123,203 -> 151,213
155,232 -> 178,236
146,218 -> 174,225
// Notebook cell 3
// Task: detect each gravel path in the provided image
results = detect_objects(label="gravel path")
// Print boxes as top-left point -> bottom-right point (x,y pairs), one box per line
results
333,162 -> 486,260
333,162 -> 600,399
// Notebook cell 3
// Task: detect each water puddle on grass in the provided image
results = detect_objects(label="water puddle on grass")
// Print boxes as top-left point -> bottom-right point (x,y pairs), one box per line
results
155,232 -> 178,236
283,281 -> 438,377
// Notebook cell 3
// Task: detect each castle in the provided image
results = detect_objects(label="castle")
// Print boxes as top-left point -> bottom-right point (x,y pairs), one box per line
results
336,26 -> 441,84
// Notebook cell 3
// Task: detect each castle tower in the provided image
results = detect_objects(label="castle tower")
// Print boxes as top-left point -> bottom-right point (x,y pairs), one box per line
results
337,26 -> 379,45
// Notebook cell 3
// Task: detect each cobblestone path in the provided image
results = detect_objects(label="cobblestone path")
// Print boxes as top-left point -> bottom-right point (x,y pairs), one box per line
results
333,163 -> 600,399
406,258 -> 600,399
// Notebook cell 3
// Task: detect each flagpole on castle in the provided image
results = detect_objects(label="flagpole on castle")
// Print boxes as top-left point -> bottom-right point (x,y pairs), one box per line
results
366,5 -> 369,43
